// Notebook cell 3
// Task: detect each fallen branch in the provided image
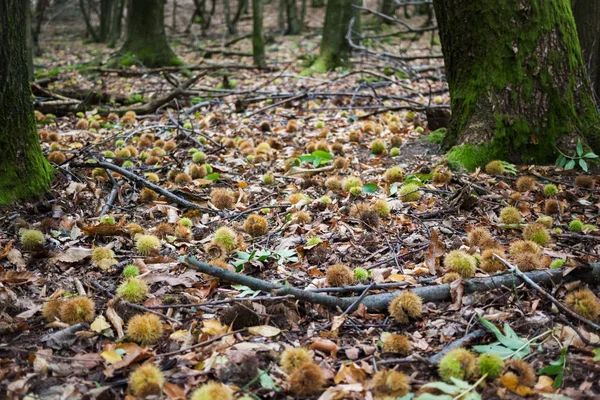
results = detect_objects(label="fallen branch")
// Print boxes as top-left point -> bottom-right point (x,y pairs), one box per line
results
493,255 -> 600,332
99,73 -> 206,115
182,256 -> 600,314
71,161 -> 218,215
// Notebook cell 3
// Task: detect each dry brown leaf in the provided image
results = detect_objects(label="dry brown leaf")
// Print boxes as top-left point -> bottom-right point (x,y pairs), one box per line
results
425,228 -> 444,275
0,270 -> 41,285
333,362 -> 367,384
52,247 -> 92,263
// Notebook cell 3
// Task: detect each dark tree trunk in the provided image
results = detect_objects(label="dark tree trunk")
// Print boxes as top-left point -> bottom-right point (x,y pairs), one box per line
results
252,0 -> 265,67
117,0 -> 181,67
379,0 -> 396,22
433,0 -> 600,169
285,0 -> 300,35
573,0 -> 600,101
0,0 -> 53,205
26,0 -> 34,80
310,0 -> 324,7
108,0 -> 124,47
313,0 -> 359,71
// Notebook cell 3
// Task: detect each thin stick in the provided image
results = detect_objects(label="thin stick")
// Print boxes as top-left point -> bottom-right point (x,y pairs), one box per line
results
71,161 -> 218,214
155,328 -> 246,358
493,255 -> 600,332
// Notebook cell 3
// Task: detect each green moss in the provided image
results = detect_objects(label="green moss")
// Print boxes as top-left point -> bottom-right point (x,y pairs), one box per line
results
446,143 -> 504,171
425,128 -> 447,144
439,0 -> 600,166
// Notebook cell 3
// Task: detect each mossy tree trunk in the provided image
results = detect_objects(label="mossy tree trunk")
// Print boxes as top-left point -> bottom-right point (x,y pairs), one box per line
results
433,0 -> 600,169
313,0 -> 360,71
572,0 -> 600,101
117,0 -> 181,67
0,0 -> 53,205
252,0 -> 265,67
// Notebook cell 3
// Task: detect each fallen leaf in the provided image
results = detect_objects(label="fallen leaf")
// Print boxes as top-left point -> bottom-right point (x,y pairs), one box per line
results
424,228 -> 444,275
91,315 -> 111,333
248,325 -> 281,337
101,350 -> 123,364
52,247 -> 92,263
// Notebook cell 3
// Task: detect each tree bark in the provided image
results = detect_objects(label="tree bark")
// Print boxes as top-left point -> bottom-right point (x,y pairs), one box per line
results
379,0 -> 396,22
433,0 -> 600,169
116,0 -> 181,67
252,0 -> 266,67
313,0 -> 359,71
0,0 -> 53,205
285,0 -> 300,35
25,0 -> 34,80
572,0 -> 600,101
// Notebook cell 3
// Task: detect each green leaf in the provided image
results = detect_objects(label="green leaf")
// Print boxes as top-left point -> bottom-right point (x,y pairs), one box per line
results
576,140 -> 584,157
415,394 -> 453,400
420,381 -> 461,395
539,364 -> 563,375
474,316 -> 530,358
556,155 -> 566,168
390,183 -> 398,196
564,159 -> 576,170
583,152 -> 599,159
312,150 -> 333,160
449,377 -> 471,389
553,371 -> 564,389
362,183 -> 378,194
258,370 -> 278,390
205,173 -> 219,181
579,159 -> 588,172
593,348 -> 600,361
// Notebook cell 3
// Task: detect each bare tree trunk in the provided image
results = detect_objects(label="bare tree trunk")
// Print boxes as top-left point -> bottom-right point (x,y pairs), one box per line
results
433,0 -> 600,169
285,0 -> 300,34
312,0 -> 360,71
573,0 -> 600,102
252,0 -> 265,67
0,0 -> 53,204
116,0 -> 181,67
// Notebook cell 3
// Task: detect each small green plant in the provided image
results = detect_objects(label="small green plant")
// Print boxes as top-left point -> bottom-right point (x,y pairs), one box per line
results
416,377 -> 483,400
232,248 -> 298,271
555,139 -> 598,172
299,150 -> 333,167
500,161 -> 518,175
473,316 -> 550,359
538,346 -> 569,389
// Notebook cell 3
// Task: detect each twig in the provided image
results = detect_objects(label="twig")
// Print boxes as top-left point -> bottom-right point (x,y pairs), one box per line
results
146,294 -> 295,309
70,161 -> 218,214
155,328 -> 246,358
121,300 -> 182,326
427,329 -> 486,364
493,255 -> 600,332
320,283 -> 376,331
99,170 -> 120,217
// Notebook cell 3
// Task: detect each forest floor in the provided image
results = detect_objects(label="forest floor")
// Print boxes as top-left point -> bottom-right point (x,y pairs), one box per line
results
1,2 -> 599,399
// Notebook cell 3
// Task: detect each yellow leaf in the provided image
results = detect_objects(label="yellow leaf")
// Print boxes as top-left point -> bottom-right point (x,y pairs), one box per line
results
90,315 -> 111,333
387,274 -> 405,282
201,319 -> 227,336
169,330 -> 190,342
248,325 -> 281,337
101,350 -> 123,364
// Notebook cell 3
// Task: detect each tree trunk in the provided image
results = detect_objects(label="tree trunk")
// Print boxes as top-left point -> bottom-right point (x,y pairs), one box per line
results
117,0 -> 181,67
310,0 -> 324,7
26,0 -> 34,80
252,0 -> 265,67
285,0 -> 300,35
313,0 -> 358,71
0,0 -> 53,205
223,0 -> 236,34
278,0 -> 286,34
572,0 -> 600,101
379,0 -> 396,22
433,0 -> 600,169
108,0 -> 124,47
